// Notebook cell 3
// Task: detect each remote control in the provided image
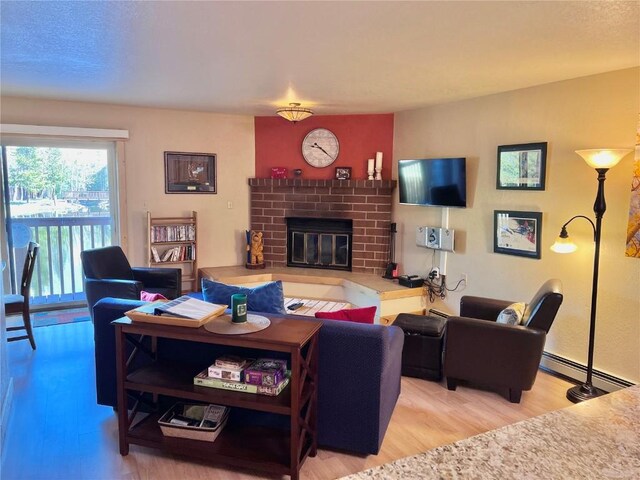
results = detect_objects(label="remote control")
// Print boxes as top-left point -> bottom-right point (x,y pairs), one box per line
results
287,302 -> 305,311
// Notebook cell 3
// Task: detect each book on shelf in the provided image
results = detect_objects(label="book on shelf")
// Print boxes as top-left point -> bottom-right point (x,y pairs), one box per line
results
194,369 -> 291,396
151,224 -> 196,243
244,358 -> 288,386
150,246 -> 161,263
125,297 -> 226,328
154,245 -> 194,263
161,248 -> 175,262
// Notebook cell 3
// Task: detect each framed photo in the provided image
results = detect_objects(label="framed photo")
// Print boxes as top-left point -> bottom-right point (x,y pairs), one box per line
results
494,210 -> 542,259
335,167 -> 352,180
165,151 -> 216,194
497,142 -> 547,190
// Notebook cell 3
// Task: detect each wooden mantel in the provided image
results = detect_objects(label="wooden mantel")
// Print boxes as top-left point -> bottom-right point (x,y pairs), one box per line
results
248,178 -> 397,189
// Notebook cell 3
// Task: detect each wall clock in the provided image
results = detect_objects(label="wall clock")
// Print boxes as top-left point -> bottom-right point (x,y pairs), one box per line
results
302,128 -> 340,168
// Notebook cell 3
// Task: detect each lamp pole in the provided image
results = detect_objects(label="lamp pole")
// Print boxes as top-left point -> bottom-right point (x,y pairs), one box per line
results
553,149 -> 631,402
566,168 -> 609,403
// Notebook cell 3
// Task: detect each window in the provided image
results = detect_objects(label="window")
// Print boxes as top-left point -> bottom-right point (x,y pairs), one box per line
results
1,139 -> 120,306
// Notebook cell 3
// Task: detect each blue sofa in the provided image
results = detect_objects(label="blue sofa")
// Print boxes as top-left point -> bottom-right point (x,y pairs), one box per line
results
92,297 -> 404,455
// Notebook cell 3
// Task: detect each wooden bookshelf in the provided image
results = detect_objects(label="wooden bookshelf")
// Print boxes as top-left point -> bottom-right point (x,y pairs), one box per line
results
147,211 -> 198,292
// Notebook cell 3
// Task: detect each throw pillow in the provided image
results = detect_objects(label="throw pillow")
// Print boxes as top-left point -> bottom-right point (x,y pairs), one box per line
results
201,278 -> 286,315
496,302 -> 527,325
141,291 -> 168,302
315,306 -> 377,325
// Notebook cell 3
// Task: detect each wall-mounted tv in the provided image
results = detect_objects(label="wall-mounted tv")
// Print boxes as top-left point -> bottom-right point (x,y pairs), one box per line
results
398,157 -> 467,208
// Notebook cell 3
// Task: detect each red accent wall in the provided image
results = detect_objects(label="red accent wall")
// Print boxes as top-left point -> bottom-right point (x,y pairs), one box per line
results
255,114 -> 394,180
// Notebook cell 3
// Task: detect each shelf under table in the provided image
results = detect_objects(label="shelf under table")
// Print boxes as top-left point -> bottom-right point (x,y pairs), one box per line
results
126,362 -> 294,415
129,412 -> 292,475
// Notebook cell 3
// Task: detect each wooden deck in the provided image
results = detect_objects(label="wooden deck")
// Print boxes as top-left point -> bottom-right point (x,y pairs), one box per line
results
199,266 -> 428,323
198,265 -> 425,301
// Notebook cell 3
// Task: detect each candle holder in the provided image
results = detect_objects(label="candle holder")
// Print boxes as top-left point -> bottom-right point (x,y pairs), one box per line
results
368,168 -> 375,180
375,167 -> 382,180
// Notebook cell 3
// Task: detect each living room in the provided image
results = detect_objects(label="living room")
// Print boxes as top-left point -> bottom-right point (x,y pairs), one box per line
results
1,2 -> 639,479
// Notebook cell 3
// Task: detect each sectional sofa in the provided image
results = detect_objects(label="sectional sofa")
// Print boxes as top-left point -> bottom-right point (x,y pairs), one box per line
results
92,297 -> 404,455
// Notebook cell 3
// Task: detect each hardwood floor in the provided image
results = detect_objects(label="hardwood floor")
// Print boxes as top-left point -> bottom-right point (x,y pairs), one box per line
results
1,321 -> 574,480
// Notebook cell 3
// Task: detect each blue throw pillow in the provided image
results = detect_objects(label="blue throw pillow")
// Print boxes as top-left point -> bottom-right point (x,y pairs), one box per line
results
201,278 -> 286,315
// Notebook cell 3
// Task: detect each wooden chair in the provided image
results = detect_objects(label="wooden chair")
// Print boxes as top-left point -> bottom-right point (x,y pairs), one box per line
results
4,242 -> 39,349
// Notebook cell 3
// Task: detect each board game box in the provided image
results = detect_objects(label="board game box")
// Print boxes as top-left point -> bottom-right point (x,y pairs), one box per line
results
244,358 -> 287,386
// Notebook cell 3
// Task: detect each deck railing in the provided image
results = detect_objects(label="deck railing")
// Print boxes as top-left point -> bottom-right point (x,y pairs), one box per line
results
10,216 -> 112,305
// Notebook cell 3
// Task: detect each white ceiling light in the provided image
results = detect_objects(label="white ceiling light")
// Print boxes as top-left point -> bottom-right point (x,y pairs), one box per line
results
276,103 -> 313,122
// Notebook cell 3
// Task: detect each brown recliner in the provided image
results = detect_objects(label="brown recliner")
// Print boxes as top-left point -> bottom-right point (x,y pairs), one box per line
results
444,279 -> 563,403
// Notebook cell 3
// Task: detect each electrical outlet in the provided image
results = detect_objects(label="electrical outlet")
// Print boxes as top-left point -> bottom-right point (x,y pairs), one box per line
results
462,273 -> 468,285
430,267 -> 440,279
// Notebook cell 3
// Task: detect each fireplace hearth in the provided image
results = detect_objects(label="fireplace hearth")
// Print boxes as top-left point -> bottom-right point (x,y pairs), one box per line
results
287,217 -> 352,271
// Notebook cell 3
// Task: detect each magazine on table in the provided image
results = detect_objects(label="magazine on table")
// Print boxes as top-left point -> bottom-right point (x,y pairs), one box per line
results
125,296 -> 226,328
154,295 -> 226,320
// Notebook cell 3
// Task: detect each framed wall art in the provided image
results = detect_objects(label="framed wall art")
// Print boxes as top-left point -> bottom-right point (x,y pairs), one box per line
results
497,142 -> 547,190
335,167 -> 352,180
165,151 -> 217,194
494,210 -> 542,259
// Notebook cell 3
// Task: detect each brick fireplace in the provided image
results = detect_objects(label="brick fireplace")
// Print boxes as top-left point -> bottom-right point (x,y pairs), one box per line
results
248,178 -> 397,275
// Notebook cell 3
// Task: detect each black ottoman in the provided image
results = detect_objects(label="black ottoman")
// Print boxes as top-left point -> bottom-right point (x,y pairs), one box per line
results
394,313 -> 446,381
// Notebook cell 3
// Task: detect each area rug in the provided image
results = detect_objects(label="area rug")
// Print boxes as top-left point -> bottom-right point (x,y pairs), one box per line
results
6,307 -> 91,329
339,385 -> 640,479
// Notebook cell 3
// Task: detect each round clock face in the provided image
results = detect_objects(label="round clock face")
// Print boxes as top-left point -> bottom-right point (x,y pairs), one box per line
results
302,128 -> 339,168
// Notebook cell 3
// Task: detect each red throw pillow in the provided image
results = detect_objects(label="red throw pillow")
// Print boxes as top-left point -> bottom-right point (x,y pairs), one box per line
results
141,291 -> 168,302
315,306 -> 376,324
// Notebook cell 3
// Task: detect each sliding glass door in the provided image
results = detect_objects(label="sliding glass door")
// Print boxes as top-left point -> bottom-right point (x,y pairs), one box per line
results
1,140 -> 119,307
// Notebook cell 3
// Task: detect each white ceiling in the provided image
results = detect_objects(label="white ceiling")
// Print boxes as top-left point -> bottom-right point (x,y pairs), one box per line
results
1,1 -> 638,116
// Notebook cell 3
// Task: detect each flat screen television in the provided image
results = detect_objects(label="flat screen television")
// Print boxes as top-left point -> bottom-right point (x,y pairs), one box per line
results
398,157 -> 467,208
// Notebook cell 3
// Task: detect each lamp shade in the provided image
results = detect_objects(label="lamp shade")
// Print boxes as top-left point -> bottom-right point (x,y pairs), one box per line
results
575,149 -> 631,169
276,103 -> 313,122
550,235 -> 578,254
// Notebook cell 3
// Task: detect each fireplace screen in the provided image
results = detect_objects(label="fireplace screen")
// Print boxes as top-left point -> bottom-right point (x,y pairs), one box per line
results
287,218 -> 352,271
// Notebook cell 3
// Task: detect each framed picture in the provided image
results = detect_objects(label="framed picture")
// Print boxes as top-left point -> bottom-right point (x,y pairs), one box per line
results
494,210 -> 542,259
497,142 -> 547,190
165,151 -> 216,194
335,167 -> 352,180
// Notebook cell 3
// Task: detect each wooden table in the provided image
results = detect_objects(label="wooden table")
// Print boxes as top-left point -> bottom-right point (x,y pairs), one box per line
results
113,315 -> 322,480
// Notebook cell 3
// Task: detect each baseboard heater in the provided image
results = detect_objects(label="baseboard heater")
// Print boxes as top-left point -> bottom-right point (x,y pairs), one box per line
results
429,309 -> 634,392
540,352 -> 634,393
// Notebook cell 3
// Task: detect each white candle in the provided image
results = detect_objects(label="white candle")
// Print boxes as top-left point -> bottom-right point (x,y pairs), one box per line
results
367,158 -> 375,171
375,152 -> 383,169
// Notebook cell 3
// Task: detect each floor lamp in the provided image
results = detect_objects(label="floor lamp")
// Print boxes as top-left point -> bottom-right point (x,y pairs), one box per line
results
551,148 -> 632,403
